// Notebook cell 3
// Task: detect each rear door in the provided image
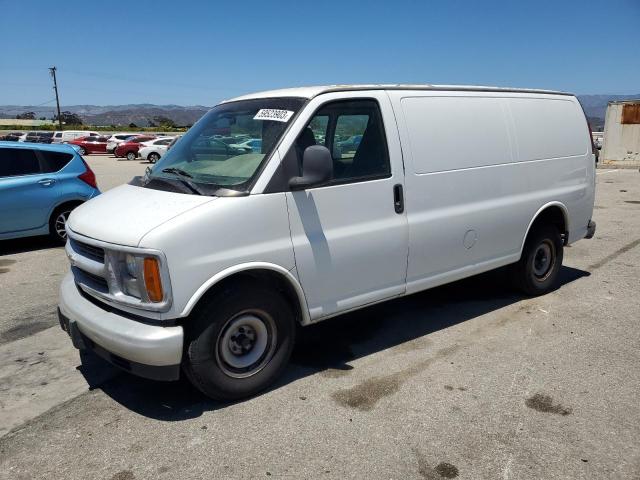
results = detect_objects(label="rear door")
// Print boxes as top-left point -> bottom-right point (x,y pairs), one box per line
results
282,92 -> 408,320
0,147 -> 57,233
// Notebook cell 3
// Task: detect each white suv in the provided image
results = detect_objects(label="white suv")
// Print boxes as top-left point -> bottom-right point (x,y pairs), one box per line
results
137,137 -> 174,163
106,133 -> 137,154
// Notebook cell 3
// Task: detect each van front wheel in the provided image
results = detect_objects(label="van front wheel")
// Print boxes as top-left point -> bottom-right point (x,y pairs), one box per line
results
512,225 -> 563,296
184,281 -> 296,401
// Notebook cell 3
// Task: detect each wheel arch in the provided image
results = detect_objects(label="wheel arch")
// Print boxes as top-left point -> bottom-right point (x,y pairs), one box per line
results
49,198 -> 85,219
180,262 -> 311,326
519,202 -> 569,257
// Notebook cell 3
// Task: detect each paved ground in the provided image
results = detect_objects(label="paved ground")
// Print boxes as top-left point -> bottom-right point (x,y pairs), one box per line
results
0,163 -> 639,479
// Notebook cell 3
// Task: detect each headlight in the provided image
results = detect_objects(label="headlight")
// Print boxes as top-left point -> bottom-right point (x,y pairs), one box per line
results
120,253 -> 164,303
67,231 -> 172,312
125,253 -> 138,277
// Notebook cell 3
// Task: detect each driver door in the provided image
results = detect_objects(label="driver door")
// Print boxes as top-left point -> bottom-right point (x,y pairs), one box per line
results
284,94 -> 408,320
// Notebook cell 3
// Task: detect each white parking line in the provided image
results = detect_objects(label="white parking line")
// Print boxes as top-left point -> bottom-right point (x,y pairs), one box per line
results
597,169 -> 618,175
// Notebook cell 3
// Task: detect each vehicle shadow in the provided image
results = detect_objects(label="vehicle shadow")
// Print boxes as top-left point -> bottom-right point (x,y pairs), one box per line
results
84,265 -> 590,421
0,235 -> 61,255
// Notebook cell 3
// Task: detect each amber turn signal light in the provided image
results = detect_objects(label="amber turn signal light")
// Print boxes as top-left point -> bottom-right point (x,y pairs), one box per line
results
143,257 -> 163,302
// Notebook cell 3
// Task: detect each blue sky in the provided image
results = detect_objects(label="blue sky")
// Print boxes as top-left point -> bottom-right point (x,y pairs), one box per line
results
0,0 -> 638,106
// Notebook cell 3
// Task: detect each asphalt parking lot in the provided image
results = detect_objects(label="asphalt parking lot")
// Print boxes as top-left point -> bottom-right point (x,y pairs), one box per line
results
0,159 -> 639,479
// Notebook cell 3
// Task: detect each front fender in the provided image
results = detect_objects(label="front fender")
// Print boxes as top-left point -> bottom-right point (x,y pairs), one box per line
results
179,262 -> 311,325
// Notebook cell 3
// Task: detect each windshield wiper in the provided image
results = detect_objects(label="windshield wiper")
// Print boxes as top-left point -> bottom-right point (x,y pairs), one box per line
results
161,168 -> 206,195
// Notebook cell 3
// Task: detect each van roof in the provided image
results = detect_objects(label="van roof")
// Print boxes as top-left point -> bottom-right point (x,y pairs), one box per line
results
224,84 -> 573,103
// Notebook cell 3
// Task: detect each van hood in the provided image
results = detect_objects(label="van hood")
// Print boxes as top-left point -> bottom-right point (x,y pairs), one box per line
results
67,184 -> 216,247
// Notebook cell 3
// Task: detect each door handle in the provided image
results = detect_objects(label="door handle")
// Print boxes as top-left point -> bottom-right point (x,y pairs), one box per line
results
393,184 -> 404,214
38,179 -> 56,187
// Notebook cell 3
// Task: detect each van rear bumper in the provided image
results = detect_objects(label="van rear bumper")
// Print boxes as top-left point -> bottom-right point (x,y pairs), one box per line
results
58,273 -> 183,381
585,220 -> 596,239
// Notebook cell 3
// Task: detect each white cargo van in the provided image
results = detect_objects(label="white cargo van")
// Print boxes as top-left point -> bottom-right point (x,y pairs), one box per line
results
59,85 -> 596,400
52,130 -> 99,143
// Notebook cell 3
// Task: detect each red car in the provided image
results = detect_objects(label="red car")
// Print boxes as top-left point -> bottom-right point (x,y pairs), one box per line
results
69,136 -> 109,155
114,136 -> 157,160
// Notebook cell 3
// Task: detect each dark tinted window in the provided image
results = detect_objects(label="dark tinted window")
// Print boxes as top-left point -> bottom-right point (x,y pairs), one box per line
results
0,148 -> 41,177
40,150 -> 73,173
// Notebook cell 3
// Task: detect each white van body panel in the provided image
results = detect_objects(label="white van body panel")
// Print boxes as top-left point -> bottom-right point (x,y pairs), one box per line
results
138,193 -> 296,319
387,90 -> 594,294
67,184 -> 215,247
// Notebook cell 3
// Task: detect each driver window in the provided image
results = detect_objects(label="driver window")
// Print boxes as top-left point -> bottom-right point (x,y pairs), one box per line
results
294,99 -> 390,183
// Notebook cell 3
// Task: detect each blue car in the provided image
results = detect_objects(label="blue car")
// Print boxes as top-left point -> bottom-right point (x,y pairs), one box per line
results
0,142 -> 100,244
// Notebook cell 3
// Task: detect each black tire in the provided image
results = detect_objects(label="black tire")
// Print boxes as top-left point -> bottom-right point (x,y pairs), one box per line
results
511,224 -> 563,296
49,203 -> 80,245
77,146 -> 86,156
148,152 -> 160,163
126,151 -> 137,161
184,280 -> 296,401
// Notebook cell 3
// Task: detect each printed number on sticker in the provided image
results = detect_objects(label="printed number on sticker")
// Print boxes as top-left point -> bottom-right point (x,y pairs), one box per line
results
253,109 -> 294,122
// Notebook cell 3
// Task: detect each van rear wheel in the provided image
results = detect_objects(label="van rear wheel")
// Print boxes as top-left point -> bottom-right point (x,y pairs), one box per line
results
183,280 -> 296,401
512,225 -> 563,296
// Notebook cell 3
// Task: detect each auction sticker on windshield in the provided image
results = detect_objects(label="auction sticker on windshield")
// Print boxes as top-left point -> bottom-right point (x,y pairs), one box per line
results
253,109 -> 294,122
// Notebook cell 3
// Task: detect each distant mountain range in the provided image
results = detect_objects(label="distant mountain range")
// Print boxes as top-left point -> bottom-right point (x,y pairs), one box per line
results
0,104 -> 210,127
1,94 -> 638,128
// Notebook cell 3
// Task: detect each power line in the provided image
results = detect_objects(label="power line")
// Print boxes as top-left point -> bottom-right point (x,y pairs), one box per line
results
32,98 -> 57,107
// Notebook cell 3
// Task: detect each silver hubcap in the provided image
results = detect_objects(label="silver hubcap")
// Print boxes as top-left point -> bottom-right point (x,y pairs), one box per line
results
55,211 -> 70,239
216,311 -> 276,378
127,153 -> 135,160
533,240 -> 554,280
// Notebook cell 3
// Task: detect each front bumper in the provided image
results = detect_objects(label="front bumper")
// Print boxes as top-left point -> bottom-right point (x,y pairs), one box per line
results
58,273 -> 183,381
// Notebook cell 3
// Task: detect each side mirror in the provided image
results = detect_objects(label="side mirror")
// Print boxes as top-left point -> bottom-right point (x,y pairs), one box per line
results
289,145 -> 333,190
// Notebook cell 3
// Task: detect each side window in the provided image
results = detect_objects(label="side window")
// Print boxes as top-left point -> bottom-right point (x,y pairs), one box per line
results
294,99 -> 390,183
0,148 -> 41,177
39,151 -> 73,173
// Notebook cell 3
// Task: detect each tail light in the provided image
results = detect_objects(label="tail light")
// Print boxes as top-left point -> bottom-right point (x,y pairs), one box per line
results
78,159 -> 98,188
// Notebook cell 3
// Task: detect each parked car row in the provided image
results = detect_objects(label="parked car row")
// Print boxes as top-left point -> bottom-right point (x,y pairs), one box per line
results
65,133 -> 182,162
0,130 -> 181,160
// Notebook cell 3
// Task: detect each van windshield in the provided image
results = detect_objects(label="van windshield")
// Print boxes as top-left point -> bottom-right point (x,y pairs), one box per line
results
150,97 -> 305,193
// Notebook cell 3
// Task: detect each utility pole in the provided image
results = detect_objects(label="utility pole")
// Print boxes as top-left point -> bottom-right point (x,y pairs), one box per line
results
49,66 -> 63,129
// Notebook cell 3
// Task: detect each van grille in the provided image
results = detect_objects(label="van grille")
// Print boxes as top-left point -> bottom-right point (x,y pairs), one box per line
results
70,239 -> 104,263
72,266 -> 109,292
